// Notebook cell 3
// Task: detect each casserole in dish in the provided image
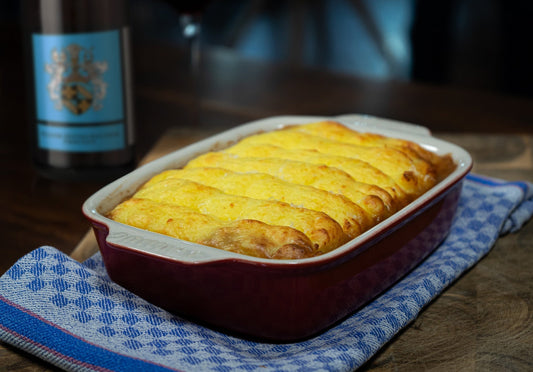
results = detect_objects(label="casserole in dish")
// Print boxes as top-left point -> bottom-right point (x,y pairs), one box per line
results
83,114 -> 472,341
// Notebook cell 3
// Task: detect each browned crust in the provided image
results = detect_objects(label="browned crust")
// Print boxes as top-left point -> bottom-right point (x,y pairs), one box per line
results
107,120 -> 456,259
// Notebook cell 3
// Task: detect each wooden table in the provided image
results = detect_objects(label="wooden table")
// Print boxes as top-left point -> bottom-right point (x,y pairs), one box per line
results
1,40 -> 532,370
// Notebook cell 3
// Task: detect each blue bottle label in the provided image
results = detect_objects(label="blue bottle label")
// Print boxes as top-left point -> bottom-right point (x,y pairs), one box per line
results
32,30 -> 126,152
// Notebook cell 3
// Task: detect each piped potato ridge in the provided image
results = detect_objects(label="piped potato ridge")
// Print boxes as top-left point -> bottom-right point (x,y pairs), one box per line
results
108,121 -> 455,259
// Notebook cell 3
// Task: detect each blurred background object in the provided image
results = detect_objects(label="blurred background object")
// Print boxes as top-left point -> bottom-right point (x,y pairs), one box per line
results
129,0 -> 533,97
1,0 -> 532,99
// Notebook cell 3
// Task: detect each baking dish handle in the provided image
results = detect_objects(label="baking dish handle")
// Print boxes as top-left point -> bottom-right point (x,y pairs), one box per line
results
336,114 -> 432,137
103,222 -> 237,263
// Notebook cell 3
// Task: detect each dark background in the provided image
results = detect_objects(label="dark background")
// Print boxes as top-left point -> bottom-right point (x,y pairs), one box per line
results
135,0 -> 533,97
2,0 -> 533,100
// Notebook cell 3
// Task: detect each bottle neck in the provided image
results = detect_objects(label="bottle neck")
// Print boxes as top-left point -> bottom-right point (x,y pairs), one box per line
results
23,0 -> 129,34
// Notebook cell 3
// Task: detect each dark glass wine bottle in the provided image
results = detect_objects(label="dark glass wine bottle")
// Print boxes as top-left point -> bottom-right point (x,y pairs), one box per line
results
22,0 -> 136,181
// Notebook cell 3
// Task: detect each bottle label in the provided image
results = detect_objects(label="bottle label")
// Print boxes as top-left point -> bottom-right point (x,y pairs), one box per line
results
32,30 -> 126,152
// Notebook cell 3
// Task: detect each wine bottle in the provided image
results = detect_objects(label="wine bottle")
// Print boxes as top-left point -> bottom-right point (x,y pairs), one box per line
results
22,0 -> 136,181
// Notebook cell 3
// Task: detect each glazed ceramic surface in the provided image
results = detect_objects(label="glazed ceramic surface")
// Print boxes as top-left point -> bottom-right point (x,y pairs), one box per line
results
83,114 -> 472,341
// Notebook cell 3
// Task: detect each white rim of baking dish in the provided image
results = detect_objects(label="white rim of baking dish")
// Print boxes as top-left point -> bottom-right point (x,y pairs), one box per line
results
82,114 -> 473,266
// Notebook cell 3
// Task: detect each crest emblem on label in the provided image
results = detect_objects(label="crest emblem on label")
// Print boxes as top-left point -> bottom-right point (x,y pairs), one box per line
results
45,44 -> 108,115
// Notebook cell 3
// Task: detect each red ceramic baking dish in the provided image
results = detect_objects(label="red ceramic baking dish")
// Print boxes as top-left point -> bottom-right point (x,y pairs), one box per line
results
82,114 -> 472,341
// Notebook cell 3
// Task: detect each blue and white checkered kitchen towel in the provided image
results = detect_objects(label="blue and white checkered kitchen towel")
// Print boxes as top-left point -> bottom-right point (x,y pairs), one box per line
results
1,174 -> 532,372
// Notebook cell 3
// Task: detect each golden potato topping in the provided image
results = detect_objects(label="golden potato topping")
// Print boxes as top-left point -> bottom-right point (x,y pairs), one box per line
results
108,121 -> 455,259
224,143 -> 409,208
132,178 -> 348,254
108,198 -> 315,259
185,152 -> 393,219
231,129 -> 437,198
147,167 -> 372,238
